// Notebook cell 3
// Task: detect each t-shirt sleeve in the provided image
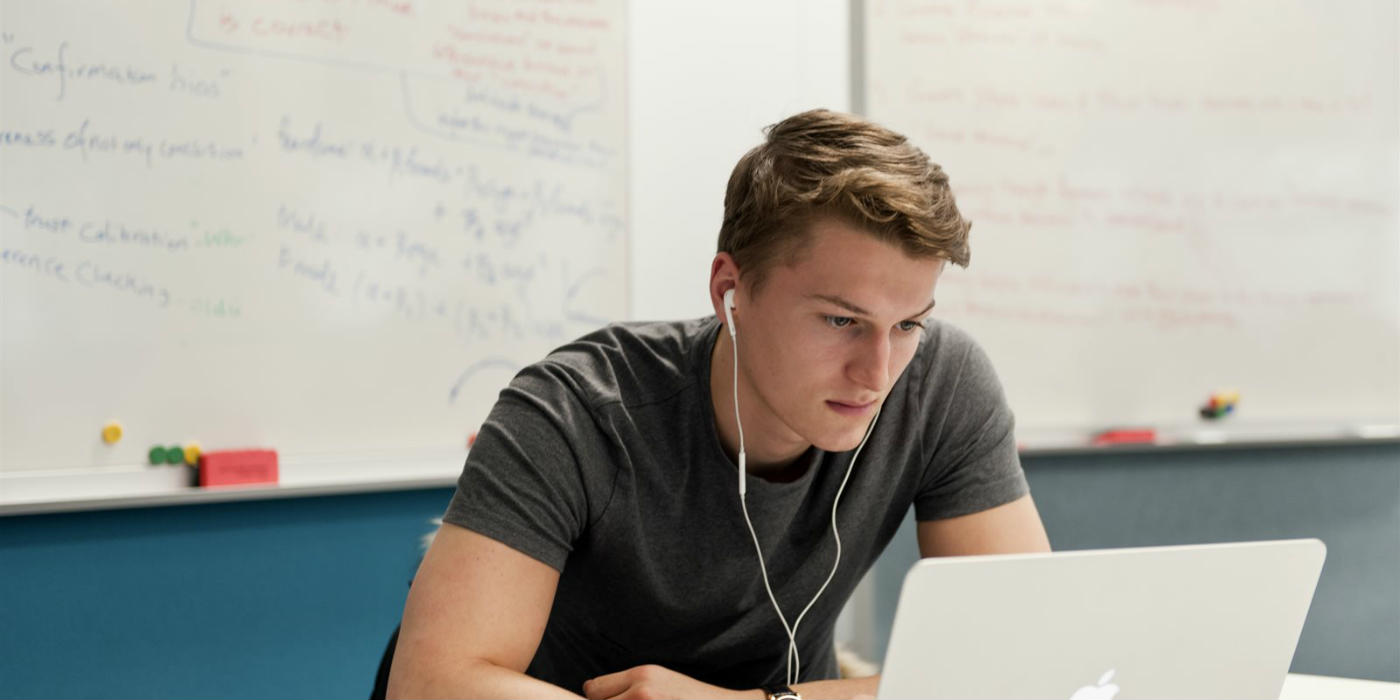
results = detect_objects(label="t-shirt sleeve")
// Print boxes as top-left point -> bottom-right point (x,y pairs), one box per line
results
441,362 -> 599,572
913,332 -> 1029,522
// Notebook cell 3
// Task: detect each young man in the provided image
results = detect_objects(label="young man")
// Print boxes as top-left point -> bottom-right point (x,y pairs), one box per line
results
388,109 -> 1051,700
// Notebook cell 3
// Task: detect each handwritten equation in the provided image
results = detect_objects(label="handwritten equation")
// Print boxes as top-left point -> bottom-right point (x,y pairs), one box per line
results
0,0 -> 628,472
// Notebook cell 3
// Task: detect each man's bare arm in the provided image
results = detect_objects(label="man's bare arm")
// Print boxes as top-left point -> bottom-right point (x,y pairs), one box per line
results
788,673 -> 881,699
388,522 -> 580,699
580,663 -> 878,700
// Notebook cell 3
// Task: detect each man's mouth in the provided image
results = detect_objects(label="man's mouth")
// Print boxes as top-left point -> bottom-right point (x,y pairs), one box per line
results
826,399 -> 877,416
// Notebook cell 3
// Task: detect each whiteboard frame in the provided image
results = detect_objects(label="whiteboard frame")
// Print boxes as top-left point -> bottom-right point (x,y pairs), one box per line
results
0,452 -> 462,516
3,428 -> 1395,517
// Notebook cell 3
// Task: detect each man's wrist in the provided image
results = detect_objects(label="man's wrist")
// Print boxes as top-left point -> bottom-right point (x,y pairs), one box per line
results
760,684 -> 801,700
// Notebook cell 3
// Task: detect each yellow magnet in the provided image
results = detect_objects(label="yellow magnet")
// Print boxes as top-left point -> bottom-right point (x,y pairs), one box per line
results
101,421 -> 124,444
183,442 -> 202,466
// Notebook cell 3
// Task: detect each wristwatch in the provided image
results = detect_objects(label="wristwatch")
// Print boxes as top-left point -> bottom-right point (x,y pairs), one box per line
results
763,684 -> 801,700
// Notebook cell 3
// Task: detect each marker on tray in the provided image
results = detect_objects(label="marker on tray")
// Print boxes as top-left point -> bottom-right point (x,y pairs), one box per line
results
1092,428 -> 1157,446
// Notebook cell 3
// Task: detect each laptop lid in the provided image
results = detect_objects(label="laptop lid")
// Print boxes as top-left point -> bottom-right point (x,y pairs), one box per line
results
877,539 -> 1326,700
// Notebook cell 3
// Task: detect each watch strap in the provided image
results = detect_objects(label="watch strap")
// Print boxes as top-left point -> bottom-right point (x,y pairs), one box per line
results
763,684 -> 801,700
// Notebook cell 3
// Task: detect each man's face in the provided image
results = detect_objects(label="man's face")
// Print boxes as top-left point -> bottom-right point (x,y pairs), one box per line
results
737,218 -> 944,453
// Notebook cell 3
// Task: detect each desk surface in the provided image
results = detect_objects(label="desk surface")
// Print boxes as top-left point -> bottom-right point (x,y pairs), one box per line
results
1281,673 -> 1400,700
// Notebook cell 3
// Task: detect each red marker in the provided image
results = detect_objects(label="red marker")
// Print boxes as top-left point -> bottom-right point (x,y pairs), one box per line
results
1092,428 -> 1157,446
198,449 -> 279,487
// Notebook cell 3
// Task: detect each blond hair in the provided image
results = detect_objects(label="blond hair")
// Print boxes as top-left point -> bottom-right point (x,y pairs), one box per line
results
718,109 -> 971,292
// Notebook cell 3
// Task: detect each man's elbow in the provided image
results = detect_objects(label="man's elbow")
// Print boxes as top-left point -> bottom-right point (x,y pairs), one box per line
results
387,653 -> 490,699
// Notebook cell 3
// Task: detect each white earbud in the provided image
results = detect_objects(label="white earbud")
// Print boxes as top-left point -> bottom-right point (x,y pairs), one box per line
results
723,288 -> 737,338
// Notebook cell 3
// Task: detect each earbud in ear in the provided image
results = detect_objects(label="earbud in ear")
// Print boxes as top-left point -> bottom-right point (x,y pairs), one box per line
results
723,289 -> 737,337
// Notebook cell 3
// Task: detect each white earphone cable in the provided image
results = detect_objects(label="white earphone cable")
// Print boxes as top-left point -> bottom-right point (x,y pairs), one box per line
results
733,322 -> 799,682
785,407 -> 879,682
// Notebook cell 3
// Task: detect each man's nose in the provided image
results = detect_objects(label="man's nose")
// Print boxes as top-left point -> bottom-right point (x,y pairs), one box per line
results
849,333 -> 890,392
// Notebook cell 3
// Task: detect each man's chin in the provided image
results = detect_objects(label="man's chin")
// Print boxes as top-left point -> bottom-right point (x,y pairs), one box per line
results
810,428 -> 874,454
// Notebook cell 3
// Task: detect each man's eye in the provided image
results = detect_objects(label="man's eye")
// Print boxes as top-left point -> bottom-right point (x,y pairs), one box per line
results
824,315 -> 854,329
897,320 -> 922,332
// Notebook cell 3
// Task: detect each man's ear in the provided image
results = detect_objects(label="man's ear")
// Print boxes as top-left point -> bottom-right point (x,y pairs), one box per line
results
708,252 -> 741,320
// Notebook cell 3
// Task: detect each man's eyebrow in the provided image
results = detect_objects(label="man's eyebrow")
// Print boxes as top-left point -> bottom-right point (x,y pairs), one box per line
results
808,294 -> 937,318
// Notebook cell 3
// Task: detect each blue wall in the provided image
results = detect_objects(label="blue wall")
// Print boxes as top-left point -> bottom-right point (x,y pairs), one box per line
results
3,443 -> 1397,698
0,488 -> 454,699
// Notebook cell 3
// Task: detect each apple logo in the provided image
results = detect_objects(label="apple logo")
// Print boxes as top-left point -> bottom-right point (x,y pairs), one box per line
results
1070,669 -> 1120,700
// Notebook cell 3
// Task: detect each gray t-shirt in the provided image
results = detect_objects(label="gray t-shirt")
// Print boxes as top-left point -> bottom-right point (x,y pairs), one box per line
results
443,316 -> 1027,693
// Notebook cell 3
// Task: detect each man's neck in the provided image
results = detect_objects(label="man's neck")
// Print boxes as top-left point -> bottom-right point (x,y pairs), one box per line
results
708,329 -> 810,477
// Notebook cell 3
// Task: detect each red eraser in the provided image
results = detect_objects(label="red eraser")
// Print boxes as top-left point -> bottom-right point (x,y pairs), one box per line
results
1092,429 -> 1157,446
198,449 -> 279,487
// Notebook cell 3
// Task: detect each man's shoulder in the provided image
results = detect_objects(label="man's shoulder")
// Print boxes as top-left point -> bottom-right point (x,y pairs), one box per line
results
523,317 -> 719,409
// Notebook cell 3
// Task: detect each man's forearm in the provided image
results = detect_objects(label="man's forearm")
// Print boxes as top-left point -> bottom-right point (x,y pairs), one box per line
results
389,658 -> 582,700
786,673 -> 880,700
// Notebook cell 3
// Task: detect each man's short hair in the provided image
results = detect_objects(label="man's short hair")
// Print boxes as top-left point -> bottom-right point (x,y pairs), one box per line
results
717,109 -> 971,293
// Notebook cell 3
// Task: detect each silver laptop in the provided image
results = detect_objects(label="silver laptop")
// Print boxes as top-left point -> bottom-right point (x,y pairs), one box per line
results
878,539 -> 1326,700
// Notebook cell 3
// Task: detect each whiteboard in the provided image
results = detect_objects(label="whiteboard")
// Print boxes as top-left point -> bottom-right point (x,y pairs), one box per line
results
864,0 -> 1399,437
0,0 -> 627,477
